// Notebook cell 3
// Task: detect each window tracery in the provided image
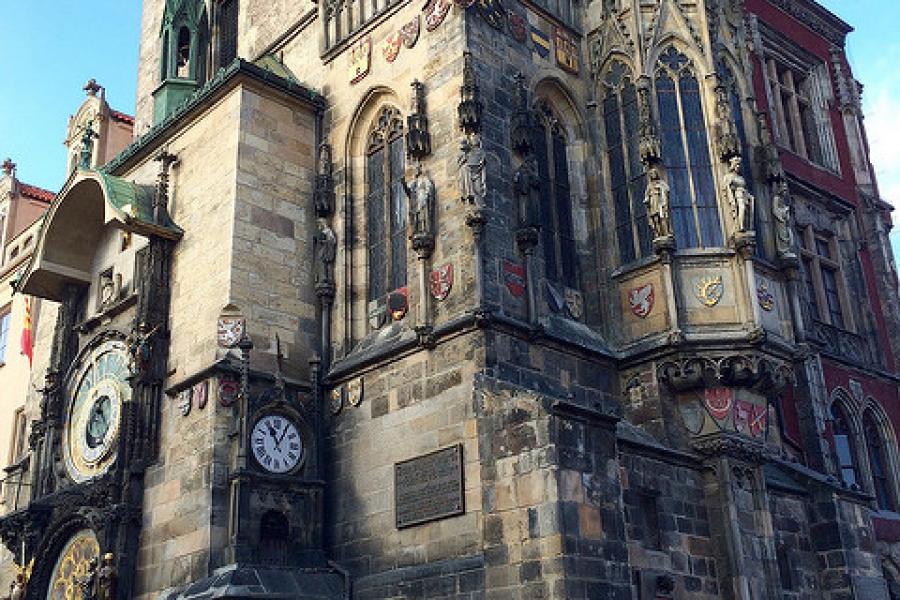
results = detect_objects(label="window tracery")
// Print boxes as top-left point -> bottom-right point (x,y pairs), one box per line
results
863,409 -> 896,511
532,100 -> 578,287
602,61 -> 651,264
366,106 -> 407,302
655,47 -> 722,249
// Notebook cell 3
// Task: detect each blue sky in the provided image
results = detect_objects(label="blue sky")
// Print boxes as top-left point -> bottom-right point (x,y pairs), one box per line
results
0,1 -> 898,261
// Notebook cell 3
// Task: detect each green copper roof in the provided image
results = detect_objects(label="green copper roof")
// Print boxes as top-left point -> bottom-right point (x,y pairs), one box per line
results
91,170 -> 182,237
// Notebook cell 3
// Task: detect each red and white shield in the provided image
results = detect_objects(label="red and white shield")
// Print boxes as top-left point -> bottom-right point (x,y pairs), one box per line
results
628,283 -> 654,318
704,388 -> 733,421
400,16 -> 420,48
430,263 -> 453,301
424,0 -> 451,31
502,260 -> 526,298
382,32 -> 402,63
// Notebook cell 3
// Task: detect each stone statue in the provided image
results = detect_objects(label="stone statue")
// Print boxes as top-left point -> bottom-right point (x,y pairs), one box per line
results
513,156 -> 540,230
458,135 -> 486,208
772,180 -> 796,256
125,322 -> 161,378
403,164 -> 435,239
79,556 -> 98,600
723,156 -> 755,232
96,553 -> 117,600
315,218 -> 337,285
79,121 -> 98,170
314,143 -> 334,217
644,165 -> 672,239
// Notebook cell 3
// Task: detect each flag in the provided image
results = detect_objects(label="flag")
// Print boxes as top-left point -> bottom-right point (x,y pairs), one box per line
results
20,297 -> 33,366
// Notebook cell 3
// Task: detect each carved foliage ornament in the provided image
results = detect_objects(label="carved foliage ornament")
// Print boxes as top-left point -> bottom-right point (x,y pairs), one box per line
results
657,353 -> 793,393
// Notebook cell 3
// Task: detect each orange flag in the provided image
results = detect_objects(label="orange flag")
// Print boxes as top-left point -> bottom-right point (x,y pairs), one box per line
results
20,297 -> 32,366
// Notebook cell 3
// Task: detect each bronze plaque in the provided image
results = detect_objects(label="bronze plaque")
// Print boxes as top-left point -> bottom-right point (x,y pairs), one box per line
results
395,444 -> 464,528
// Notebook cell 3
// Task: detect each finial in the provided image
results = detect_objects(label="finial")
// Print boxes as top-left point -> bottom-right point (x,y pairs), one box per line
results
83,79 -> 102,96
2,158 -> 15,177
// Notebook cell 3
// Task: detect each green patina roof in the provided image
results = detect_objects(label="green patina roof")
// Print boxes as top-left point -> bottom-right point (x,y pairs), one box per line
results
91,170 -> 183,238
254,54 -> 300,84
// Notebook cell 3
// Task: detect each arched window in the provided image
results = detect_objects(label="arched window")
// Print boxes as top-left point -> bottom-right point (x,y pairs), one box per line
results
863,410 -> 895,511
832,402 -> 859,487
533,102 -> 578,287
602,61 -> 650,264
655,47 -> 722,249
366,106 -> 406,302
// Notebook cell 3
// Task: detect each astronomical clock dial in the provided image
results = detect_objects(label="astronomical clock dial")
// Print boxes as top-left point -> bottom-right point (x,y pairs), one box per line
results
48,529 -> 100,600
251,414 -> 304,474
62,339 -> 131,483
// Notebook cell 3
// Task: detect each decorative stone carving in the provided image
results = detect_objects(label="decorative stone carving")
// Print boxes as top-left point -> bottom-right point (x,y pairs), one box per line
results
406,80 -> 431,160
714,83 -> 740,161
644,164 -> 672,239
657,352 -> 793,393
513,155 -> 540,233
723,156 -> 755,232
404,164 -> 436,255
637,77 -> 661,163
772,180 -> 797,259
314,143 -> 334,217
458,51 -> 482,134
755,112 -> 783,183
510,73 -> 533,157
153,148 -> 178,223
458,134 -> 486,208
125,322 -> 161,379
314,218 -> 337,288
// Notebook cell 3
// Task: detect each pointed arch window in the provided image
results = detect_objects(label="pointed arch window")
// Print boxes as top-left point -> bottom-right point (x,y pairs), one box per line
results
366,106 -> 407,302
655,47 -> 722,249
217,0 -> 239,67
602,62 -> 650,264
863,410 -> 895,511
532,103 -> 578,287
832,402 -> 859,487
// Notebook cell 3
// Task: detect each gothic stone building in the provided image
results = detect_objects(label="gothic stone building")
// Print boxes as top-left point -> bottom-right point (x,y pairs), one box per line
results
1,0 -> 898,598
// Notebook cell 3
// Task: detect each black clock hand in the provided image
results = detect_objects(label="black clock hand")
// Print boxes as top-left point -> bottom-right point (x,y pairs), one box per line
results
266,422 -> 281,450
276,426 -> 290,448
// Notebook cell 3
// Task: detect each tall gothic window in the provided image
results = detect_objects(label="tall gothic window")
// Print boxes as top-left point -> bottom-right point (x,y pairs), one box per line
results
603,62 -> 650,264
366,106 -> 407,301
533,103 -> 578,287
832,402 -> 859,488
863,410 -> 895,511
655,47 -> 722,249
217,0 -> 239,67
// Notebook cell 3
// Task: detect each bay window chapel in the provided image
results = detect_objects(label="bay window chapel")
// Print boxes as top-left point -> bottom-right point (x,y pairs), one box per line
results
603,47 -> 724,265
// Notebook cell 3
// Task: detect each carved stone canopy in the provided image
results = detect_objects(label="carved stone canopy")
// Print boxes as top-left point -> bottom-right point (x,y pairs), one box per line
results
657,352 -> 793,394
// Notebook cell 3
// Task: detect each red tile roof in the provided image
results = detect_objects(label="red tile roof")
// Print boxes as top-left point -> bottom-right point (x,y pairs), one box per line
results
18,182 -> 55,203
110,109 -> 135,126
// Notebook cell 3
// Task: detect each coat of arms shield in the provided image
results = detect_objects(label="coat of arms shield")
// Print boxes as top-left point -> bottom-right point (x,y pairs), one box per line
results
382,32 -> 402,62
628,283 -> 654,318
564,288 -> 584,320
217,316 -> 245,348
430,263 -> 453,300
508,12 -> 527,43
400,16 -> 420,48
424,0 -> 451,31
502,260 -> 527,298
704,388 -> 734,421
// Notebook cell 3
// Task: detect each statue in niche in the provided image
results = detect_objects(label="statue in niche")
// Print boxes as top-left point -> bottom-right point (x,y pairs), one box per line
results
644,165 -> 672,239
314,143 -> 334,217
403,163 -> 435,239
723,156 -> 755,232
514,156 -> 540,230
315,218 -> 337,285
96,553 -> 117,600
126,322 -> 161,378
458,135 -> 486,208
772,180 -> 796,257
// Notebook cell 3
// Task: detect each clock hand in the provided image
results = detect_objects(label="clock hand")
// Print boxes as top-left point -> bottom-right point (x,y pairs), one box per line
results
266,422 -> 281,450
276,426 -> 290,447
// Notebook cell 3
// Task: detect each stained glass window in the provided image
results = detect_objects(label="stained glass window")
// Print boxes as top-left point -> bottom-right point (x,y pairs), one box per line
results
655,47 -> 722,249
533,104 -> 578,288
366,106 -> 406,301
603,62 -> 650,264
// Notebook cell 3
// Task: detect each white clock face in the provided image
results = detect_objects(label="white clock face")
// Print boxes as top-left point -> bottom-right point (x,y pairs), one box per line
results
251,414 -> 303,474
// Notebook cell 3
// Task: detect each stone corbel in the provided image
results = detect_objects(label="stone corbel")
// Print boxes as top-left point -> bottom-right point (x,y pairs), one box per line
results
657,352 -> 793,394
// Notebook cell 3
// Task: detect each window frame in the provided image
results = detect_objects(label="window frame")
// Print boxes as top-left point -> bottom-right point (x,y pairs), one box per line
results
0,304 -> 11,366
532,101 -> 579,288
861,405 -> 900,513
8,408 -> 27,465
796,224 -> 853,331
365,105 -> 407,304
831,400 -> 860,488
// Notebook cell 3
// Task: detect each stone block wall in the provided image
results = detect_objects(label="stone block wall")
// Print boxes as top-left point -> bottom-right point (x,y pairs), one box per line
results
769,491 -> 819,599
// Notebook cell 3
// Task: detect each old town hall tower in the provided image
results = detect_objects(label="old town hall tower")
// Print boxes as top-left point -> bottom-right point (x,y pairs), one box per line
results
1,0 -> 899,598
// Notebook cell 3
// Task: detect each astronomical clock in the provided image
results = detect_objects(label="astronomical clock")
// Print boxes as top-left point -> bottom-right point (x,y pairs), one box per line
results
0,168 -> 181,599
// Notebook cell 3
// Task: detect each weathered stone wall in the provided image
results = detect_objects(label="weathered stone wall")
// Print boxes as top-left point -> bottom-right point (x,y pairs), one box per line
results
621,451 -> 719,599
769,491 -> 819,599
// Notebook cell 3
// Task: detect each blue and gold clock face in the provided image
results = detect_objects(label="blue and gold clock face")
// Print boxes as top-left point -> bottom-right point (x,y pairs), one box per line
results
63,340 -> 131,482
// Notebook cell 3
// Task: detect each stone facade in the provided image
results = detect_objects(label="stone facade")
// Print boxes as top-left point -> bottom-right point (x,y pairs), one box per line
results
1,0 -> 898,599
